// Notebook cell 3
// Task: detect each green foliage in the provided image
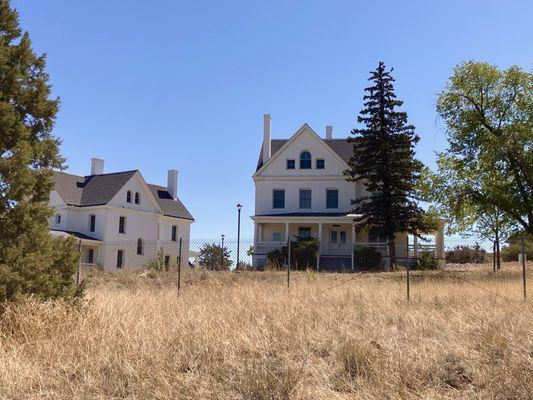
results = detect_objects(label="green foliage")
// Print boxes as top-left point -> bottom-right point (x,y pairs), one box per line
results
267,237 -> 319,270
198,244 -> 232,271
353,245 -> 382,270
435,61 -> 533,234
0,1 -> 78,303
446,244 -> 487,264
411,252 -> 439,271
145,248 -> 170,272
501,232 -> 533,262
344,62 -> 437,269
234,261 -> 254,272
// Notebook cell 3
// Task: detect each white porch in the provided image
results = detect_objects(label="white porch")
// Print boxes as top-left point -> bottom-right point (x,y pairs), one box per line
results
251,216 -> 445,270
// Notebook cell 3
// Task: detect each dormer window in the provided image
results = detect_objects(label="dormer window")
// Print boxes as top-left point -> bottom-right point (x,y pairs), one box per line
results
300,151 -> 311,169
135,192 -> 140,204
126,190 -> 132,203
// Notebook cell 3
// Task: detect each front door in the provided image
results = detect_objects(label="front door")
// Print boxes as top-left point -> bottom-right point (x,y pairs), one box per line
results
329,229 -> 347,255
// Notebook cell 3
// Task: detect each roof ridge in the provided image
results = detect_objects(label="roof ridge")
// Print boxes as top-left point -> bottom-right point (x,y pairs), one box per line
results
83,169 -> 138,178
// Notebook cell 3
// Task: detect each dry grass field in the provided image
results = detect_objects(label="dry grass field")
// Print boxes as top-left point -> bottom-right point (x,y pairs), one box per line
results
1,264 -> 532,399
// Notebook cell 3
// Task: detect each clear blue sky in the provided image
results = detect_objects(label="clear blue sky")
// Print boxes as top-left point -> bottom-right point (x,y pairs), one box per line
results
12,0 -> 533,240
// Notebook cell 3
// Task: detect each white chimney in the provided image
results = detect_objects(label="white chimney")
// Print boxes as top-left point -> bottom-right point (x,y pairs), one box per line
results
326,125 -> 333,140
91,158 -> 104,175
262,114 -> 272,162
167,169 -> 178,200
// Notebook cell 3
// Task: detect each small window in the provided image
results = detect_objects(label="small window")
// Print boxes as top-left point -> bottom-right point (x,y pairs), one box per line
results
164,255 -> 170,267
286,159 -> 295,170
326,189 -> 339,209
298,227 -> 312,239
273,189 -> 285,209
87,248 -> 94,264
134,192 -> 140,204
171,225 -> 177,242
89,214 -> 96,232
316,159 -> 325,169
55,214 -> 61,224
117,250 -> 124,269
119,216 -> 126,234
126,191 -> 132,203
300,151 -> 311,169
272,232 -> 282,242
331,231 -> 338,244
299,189 -> 312,209
137,238 -> 143,255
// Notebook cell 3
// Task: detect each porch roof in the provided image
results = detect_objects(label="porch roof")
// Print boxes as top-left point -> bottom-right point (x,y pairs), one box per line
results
50,229 -> 101,244
252,212 -> 363,223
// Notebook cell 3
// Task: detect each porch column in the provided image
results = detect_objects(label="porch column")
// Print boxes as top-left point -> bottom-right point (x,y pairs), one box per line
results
285,222 -> 290,241
351,224 -> 356,271
317,223 -> 323,269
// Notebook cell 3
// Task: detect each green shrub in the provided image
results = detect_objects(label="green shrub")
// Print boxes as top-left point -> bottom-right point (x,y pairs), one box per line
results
446,244 -> 487,264
412,252 -> 439,270
501,233 -> 533,262
267,237 -> 319,270
353,246 -> 382,270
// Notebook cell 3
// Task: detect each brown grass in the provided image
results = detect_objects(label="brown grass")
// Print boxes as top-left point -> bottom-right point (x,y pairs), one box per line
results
1,265 -> 532,399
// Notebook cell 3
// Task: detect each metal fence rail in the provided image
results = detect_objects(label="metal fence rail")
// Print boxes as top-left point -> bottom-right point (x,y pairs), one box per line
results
76,236 -> 531,302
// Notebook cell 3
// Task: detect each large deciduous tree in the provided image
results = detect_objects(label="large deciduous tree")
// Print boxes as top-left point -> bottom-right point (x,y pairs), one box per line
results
0,0 -> 79,303
436,61 -> 533,234
345,62 -> 434,270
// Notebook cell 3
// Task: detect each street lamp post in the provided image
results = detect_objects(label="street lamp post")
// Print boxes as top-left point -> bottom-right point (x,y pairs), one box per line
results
236,204 -> 242,269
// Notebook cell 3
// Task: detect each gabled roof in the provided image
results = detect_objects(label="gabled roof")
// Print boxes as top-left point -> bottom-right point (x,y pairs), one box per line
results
256,138 -> 353,171
53,171 -> 194,221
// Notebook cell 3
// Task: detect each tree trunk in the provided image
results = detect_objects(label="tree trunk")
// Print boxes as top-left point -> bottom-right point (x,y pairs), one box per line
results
492,241 -> 496,273
496,237 -> 502,271
388,239 -> 397,271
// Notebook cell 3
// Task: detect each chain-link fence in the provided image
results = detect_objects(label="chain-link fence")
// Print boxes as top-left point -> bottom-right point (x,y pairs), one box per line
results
76,235 -> 532,303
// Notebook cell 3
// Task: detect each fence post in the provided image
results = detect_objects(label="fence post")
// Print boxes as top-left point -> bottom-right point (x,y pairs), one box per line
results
76,239 -> 82,286
177,238 -> 182,297
521,232 -> 527,300
406,236 -> 410,302
287,238 -> 291,290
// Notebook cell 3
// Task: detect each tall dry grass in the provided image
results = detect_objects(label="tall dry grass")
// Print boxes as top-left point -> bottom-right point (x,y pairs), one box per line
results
1,268 -> 532,399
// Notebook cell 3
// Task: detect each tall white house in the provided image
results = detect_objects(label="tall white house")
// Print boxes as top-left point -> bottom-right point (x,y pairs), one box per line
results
49,159 -> 194,271
252,114 -> 444,269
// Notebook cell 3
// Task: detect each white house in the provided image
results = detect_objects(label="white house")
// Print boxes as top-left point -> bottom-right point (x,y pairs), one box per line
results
49,158 -> 194,271
252,114 -> 444,269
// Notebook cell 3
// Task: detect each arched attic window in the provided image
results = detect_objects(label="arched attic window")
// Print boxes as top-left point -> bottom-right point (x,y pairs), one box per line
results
135,192 -> 140,204
126,190 -> 132,203
137,238 -> 143,255
300,151 -> 312,169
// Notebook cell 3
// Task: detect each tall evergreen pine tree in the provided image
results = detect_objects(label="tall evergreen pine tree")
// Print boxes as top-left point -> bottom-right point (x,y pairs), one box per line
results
0,0 -> 79,302
344,62 -> 431,269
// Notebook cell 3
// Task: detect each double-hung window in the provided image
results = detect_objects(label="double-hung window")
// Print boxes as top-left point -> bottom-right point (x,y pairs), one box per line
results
273,189 -> 285,209
117,250 -> 124,269
89,214 -> 96,232
326,189 -> 339,209
171,225 -> 177,242
119,216 -> 126,234
316,159 -> 325,169
299,189 -> 311,209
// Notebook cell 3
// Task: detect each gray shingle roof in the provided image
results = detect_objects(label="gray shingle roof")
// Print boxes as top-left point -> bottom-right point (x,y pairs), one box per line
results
53,171 -> 194,221
256,139 -> 353,171
147,184 -> 194,220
